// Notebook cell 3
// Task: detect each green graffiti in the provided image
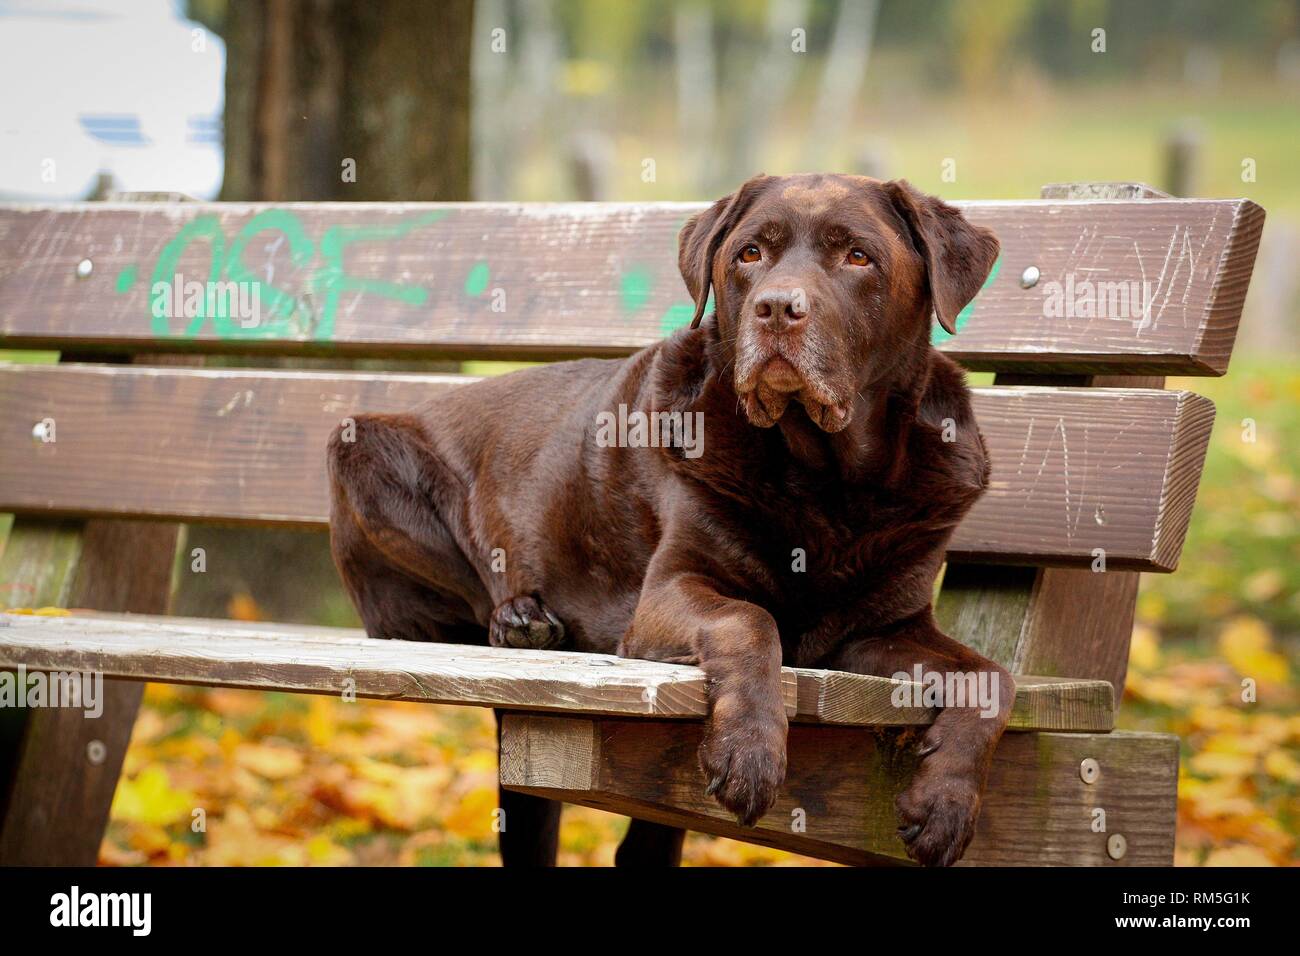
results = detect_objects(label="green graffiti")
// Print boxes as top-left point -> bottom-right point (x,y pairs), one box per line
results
149,215 -> 226,337
122,206 -> 715,343
464,261 -> 490,296
931,254 -> 1001,345
224,209 -> 314,339
315,212 -> 445,341
659,289 -> 711,335
125,209 -> 451,341
620,267 -> 651,314
115,264 -> 137,294
660,303 -> 694,334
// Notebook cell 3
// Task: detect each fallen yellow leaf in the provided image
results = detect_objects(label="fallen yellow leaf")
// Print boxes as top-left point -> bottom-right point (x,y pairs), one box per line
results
110,766 -> 198,827
1263,749 -> 1300,784
1203,845 -> 1276,867
1218,616 -> 1290,686
234,743 -> 304,780
443,786 -> 498,839
1188,751 -> 1258,778
1129,625 -> 1161,672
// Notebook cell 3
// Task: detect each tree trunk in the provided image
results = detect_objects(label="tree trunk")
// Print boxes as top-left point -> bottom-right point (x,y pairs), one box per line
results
186,0 -> 473,633
221,0 -> 473,202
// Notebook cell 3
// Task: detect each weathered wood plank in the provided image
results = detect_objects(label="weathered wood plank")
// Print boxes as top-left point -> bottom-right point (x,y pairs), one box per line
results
0,317 -> 192,865
499,714 -> 1178,866
934,564 -> 1036,670
0,611 -> 1113,731
795,667 -> 1113,732
0,611 -> 734,718
1040,182 -> 1170,200
935,560 -> 1145,699
0,364 -> 1215,570
0,519 -> 87,814
0,198 -> 1263,373
0,519 -> 83,610
936,363 -> 1173,694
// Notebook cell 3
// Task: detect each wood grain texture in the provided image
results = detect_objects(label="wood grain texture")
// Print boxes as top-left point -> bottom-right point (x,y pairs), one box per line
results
0,611 -> 1113,731
500,714 -> 1178,866
936,366 -> 1174,695
0,198 -> 1263,373
0,519 -> 87,815
0,335 -> 189,867
796,668 -> 1112,731
934,564 -> 1037,669
936,563 -> 1142,702
0,364 -> 1215,570
989,371 -> 1169,696
1018,568 -> 1142,696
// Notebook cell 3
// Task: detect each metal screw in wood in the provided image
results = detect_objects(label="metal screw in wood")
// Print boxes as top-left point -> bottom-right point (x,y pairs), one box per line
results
1080,757 -> 1100,784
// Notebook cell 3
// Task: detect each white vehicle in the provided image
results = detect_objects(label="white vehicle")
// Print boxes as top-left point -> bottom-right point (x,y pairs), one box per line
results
0,0 -> 224,200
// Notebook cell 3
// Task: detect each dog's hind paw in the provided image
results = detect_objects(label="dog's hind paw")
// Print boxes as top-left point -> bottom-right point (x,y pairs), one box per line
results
489,594 -> 566,650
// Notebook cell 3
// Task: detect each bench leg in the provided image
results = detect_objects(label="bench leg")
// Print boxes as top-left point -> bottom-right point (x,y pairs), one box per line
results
615,818 -> 685,867
0,517 -> 182,865
494,711 -> 687,866
0,682 -> 143,865
496,783 -> 562,866
499,714 -> 1178,866
494,708 -> 561,866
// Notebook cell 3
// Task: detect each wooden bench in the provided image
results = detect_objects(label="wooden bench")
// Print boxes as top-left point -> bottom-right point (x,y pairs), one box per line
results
0,182 -> 1264,866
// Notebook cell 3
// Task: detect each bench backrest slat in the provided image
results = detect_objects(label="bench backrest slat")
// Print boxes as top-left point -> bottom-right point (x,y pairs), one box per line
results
0,363 -> 1212,572
0,198 -> 1263,374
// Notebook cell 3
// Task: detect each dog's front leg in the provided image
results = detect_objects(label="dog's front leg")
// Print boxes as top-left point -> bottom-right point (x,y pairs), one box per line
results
826,609 -> 1013,867
621,571 -> 787,827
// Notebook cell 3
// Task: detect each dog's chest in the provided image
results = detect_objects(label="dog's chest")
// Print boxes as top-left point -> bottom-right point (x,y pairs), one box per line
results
750,480 -> 946,591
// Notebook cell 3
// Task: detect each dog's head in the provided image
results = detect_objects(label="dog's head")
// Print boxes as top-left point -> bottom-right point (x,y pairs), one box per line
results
678,173 -> 999,432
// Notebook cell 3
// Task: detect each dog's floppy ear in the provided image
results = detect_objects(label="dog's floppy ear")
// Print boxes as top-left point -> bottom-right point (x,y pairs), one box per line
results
679,175 -> 770,329
884,179 -> 1000,335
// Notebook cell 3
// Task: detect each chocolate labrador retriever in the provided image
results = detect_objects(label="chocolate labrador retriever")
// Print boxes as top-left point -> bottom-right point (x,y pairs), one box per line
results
327,173 -> 1008,867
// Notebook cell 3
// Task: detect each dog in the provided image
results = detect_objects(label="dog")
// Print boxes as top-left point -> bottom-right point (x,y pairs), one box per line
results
327,173 -> 1008,867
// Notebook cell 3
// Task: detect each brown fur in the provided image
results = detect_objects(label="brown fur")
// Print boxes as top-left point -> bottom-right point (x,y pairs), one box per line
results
328,174 -> 1007,867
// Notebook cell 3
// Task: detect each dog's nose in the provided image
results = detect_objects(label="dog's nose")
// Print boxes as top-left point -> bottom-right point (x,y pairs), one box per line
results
753,287 -> 808,330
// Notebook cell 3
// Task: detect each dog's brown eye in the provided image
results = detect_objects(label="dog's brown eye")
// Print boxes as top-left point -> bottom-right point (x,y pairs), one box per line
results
738,244 -> 762,264
847,248 -> 871,267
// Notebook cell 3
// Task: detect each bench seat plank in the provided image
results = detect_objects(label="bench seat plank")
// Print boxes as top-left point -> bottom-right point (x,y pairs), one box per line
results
0,198 -> 1262,373
500,714 -> 1176,865
0,611 -> 1113,731
0,364 -> 1213,570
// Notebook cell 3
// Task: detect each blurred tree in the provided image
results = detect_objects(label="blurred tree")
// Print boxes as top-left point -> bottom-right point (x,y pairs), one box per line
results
802,0 -> 880,171
475,0 -> 564,200
218,0 -> 473,201
728,0 -> 812,179
948,0 -> 1036,91
674,0 -> 718,189
175,0 -> 473,627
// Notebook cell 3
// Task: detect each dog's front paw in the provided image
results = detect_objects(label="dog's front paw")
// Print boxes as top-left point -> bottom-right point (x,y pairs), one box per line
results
698,708 -> 787,827
489,594 -> 566,649
895,735 -> 984,867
